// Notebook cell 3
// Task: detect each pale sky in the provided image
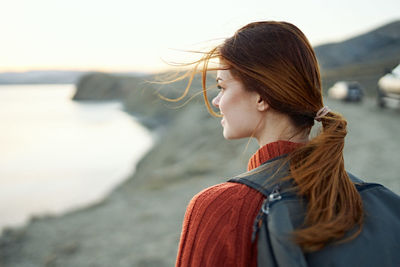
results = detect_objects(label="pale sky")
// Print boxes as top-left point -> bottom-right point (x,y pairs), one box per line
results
0,0 -> 399,73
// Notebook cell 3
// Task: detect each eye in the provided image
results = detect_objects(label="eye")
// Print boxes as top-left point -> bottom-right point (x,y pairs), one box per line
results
217,85 -> 224,90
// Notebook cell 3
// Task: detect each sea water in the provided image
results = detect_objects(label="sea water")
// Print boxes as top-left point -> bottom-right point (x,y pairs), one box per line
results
0,84 -> 153,232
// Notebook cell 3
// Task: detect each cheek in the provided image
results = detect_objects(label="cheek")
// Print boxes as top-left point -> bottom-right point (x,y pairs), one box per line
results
219,96 -> 227,113
219,93 -> 238,114
220,93 -> 255,117
220,94 -> 260,133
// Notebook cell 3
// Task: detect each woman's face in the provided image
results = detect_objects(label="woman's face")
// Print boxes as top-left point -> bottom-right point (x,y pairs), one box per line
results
212,69 -> 263,140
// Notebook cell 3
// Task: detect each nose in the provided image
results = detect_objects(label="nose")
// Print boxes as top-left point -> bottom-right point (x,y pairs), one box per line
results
212,92 -> 221,108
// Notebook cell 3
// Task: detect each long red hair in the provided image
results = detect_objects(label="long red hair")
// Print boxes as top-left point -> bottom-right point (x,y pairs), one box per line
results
171,21 -> 363,252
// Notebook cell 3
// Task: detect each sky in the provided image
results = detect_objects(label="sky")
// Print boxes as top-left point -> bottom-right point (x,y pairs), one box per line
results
0,0 -> 399,73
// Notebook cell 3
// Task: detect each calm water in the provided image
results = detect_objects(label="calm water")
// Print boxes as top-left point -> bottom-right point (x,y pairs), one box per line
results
0,84 -> 153,232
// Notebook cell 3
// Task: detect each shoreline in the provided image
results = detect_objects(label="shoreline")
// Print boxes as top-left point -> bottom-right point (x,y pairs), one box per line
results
0,87 -> 154,235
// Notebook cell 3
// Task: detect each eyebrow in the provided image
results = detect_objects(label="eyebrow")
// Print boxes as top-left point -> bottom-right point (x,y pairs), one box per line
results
216,77 -> 223,82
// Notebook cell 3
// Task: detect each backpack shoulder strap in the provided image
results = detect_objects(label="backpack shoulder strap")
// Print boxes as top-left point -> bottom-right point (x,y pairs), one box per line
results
229,156 -> 376,196
228,154 -> 293,197
228,155 -> 308,267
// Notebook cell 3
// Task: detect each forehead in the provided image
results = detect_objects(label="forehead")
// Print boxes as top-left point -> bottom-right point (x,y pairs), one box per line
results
216,69 -> 234,82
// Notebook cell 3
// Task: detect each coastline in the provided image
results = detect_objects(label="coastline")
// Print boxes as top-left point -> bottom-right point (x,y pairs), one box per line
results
0,86 -> 154,234
1,73 -> 399,267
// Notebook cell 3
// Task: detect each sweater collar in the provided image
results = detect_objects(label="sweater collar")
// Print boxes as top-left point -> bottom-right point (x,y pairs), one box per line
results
247,140 -> 304,171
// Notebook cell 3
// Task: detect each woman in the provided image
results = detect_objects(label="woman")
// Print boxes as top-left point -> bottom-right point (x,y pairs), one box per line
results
174,21 -> 400,266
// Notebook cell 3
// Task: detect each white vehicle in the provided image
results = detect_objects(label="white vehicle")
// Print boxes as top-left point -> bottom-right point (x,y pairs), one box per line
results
377,63 -> 400,108
328,81 -> 363,102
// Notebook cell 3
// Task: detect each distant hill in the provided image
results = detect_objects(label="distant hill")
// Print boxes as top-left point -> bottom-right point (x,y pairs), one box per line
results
314,20 -> 400,95
0,70 -> 147,85
0,70 -> 87,84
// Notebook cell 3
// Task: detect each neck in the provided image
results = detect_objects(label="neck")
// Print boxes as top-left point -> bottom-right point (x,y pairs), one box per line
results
254,110 -> 309,147
256,134 -> 309,147
247,140 -> 304,171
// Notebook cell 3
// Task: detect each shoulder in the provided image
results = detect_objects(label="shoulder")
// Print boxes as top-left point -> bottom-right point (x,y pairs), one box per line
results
177,182 -> 264,265
182,181 -> 265,243
184,182 -> 265,223
192,182 -> 251,201
190,182 -> 263,207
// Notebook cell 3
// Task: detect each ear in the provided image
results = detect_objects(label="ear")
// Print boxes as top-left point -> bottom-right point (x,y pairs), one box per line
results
256,94 -> 269,112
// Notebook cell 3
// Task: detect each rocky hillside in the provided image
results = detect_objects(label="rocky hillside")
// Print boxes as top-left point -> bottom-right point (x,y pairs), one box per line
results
315,21 -> 400,69
315,20 -> 400,94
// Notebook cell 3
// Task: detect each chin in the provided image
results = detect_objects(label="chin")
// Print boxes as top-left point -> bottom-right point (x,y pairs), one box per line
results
223,134 -> 234,140
223,129 -> 246,140
222,130 -> 233,140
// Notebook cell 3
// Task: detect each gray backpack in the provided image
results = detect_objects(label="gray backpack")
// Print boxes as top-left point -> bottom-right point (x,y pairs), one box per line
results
228,156 -> 400,267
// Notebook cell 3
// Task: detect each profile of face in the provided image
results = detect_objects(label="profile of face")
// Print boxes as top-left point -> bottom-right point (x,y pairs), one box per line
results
212,69 -> 266,140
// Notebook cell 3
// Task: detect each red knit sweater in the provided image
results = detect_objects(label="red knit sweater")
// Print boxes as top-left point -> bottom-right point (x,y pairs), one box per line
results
176,140 -> 302,267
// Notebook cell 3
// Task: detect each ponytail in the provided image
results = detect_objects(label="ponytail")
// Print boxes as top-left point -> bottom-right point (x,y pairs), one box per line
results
288,111 -> 363,252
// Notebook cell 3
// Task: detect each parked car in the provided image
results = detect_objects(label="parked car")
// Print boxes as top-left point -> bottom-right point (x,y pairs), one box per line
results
377,63 -> 400,108
328,81 -> 364,102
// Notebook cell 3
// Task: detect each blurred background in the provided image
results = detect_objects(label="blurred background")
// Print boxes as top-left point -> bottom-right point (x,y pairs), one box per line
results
0,0 -> 399,266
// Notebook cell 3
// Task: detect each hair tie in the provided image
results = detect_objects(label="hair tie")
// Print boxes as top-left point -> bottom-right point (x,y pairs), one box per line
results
315,106 -> 330,121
